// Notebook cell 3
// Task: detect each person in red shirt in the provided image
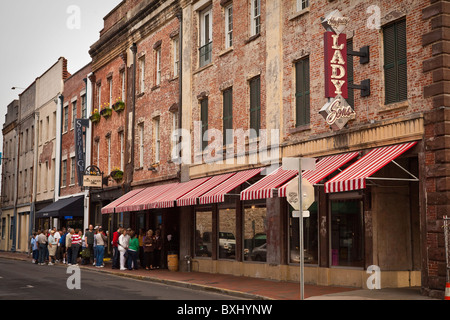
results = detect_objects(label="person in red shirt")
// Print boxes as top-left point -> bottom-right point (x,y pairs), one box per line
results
112,226 -> 123,269
70,229 -> 82,266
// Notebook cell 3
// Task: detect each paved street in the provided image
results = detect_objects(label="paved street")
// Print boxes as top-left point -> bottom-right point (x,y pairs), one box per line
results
0,258 -> 238,300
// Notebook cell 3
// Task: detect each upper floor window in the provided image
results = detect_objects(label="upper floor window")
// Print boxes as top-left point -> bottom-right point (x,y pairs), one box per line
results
383,19 -> 407,104
139,56 -> 146,93
155,48 -> 162,86
295,57 -> 310,127
173,36 -> 180,77
297,0 -> 309,11
225,4 -> 233,49
251,0 -> 261,36
63,105 -> 69,132
81,94 -> 87,119
199,6 -> 213,67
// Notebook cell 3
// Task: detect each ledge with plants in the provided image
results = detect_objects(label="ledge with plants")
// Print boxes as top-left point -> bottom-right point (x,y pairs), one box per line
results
90,109 -> 100,123
112,98 -> 125,113
110,167 -> 124,181
100,103 -> 113,119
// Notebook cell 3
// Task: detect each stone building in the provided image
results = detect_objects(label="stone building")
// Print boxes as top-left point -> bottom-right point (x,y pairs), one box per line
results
0,100 -> 19,251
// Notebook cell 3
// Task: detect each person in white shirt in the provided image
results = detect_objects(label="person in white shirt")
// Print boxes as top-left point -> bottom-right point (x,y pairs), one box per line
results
53,228 -> 61,263
118,228 -> 130,270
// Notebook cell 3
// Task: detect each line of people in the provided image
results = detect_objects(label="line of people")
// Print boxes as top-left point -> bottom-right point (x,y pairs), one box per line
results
111,226 -> 163,271
30,225 -> 109,267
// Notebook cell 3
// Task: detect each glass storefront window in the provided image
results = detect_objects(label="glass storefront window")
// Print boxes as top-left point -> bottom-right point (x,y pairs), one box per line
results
195,210 -> 213,258
289,201 -> 318,264
330,199 -> 364,268
243,204 -> 267,262
218,209 -> 236,259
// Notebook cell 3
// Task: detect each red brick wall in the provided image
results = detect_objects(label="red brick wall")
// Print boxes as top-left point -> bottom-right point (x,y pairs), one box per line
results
60,63 -> 91,198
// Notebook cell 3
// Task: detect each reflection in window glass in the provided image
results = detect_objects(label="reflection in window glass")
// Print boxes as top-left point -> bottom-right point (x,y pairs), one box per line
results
219,209 -> 236,259
244,204 -> 267,262
195,210 -> 212,257
289,201 -> 318,264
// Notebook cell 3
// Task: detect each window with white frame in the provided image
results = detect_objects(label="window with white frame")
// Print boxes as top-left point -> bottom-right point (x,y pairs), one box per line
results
72,100 -> 77,129
297,0 -> 309,11
139,124 -> 144,168
119,132 -> 124,171
108,77 -> 113,107
70,156 -> 75,185
155,48 -> 162,86
62,160 -> 67,188
154,117 -> 161,164
139,56 -> 145,93
81,94 -> 87,118
173,36 -> 180,77
199,6 -> 213,67
251,0 -> 261,36
97,84 -> 101,109
225,4 -> 233,48
63,105 -> 69,132
107,135 -> 111,174
171,111 -> 178,154
121,71 -> 126,102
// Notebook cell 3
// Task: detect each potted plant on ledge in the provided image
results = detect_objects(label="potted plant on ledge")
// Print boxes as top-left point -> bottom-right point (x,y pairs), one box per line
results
112,98 -> 125,113
110,167 -> 124,181
90,108 -> 100,123
100,103 -> 113,119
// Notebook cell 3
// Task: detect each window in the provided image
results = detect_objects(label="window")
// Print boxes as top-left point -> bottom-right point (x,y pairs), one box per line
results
121,71 -> 126,102
154,117 -> 161,164
96,140 -> 100,167
251,0 -> 261,36
219,208 -> 236,259
63,105 -> 69,132
199,7 -> 213,67
97,84 -> 102,109
107,135 -> 111,174
195,209 -> 213,258
139,56 -> 145,93
244,203 -> 267,262
62,159 -> 67,187
347,39 -> 355,109
223,88 -> 233,146
225,4 -> 233,49
119,132 -> 124,171
249,76 -> 261,137
70,156 -> 75,185
295,57 -> 310,126
200,98 -> 209,151
1,218 -> 5,240
139,124 -> 144,168
46,116 -> 49,141
155,48 -> 162,86
72,101 -> 77,129
171,111 -> 179,159
297,0 -> 309,11
289,201 -> 318,264
108,78 -> 113,107
24,169 -> 27,194
81,95 -> 87,119
383,19 -> 407,104
173,36 -> 180,77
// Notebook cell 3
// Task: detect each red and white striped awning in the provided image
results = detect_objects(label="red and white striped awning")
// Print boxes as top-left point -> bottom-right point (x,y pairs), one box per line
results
148,177 -> 212,209
101,188 -> 146,214
115,183 -> 177,213
176,173 -> 236,207
240,167 -> 297,201
278,152 -> 359,197
199,168 -> 263,205
325,141 -> 418,193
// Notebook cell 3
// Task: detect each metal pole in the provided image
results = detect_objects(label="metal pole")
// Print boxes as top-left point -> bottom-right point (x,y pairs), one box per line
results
299,160 -> 304,300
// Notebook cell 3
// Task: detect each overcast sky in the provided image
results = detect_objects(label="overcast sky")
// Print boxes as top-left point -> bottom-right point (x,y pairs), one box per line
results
0,0 -> 122,149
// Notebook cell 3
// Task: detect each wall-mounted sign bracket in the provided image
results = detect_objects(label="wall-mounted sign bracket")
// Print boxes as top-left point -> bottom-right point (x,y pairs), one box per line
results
348,79 -> 370,97
347,46 -> 370,64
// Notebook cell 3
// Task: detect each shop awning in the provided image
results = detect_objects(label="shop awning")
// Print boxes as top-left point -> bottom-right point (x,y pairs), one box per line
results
278,152 -> 359,197
177,172 -> 236,207
240,167 -> 297,201
325,141 -> 418,193
101,188 -> 146,214
148,177 -> 212,209
198,168 -> 263,205
115,183 -> 177,213
36,196 -> 84,219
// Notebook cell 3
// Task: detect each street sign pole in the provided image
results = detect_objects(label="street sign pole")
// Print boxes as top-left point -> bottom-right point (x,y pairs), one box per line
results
298,160 -> 304,301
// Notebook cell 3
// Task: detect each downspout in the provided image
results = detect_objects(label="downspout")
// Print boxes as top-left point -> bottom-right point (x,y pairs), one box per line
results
176,10 -> 183,182
128,43 -> 137,191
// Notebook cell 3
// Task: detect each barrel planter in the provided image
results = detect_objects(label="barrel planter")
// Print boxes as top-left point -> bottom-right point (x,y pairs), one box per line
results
167,253 -> 179,271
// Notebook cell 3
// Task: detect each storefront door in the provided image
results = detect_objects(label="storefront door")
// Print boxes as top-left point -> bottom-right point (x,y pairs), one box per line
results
330,199 -> 364,268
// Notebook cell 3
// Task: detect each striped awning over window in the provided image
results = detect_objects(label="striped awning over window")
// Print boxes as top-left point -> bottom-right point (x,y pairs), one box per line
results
198,168 -> 263,205
115,183 -> 177,213
278,152 -> 359,197
101,188 -> 146,214
240,167 -> 297,201
325,141 -> 417,193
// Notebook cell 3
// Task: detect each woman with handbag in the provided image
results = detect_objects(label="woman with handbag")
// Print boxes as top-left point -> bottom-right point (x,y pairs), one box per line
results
144,229 -> 155,270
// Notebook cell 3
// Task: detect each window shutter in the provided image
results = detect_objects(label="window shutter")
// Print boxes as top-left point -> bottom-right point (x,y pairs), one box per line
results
223,89 -> 233,145
396,20 -> 407,102
347,39 -> 355,109
296,57 -> 310,126
250,77 -> 261,137
201,99 -> 208,150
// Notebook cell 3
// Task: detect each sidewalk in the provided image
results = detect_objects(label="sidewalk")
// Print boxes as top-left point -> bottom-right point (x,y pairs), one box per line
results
0,251 -> 438,300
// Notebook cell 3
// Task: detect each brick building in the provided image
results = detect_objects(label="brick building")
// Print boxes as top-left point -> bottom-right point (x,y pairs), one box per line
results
79,0 -> 448,298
